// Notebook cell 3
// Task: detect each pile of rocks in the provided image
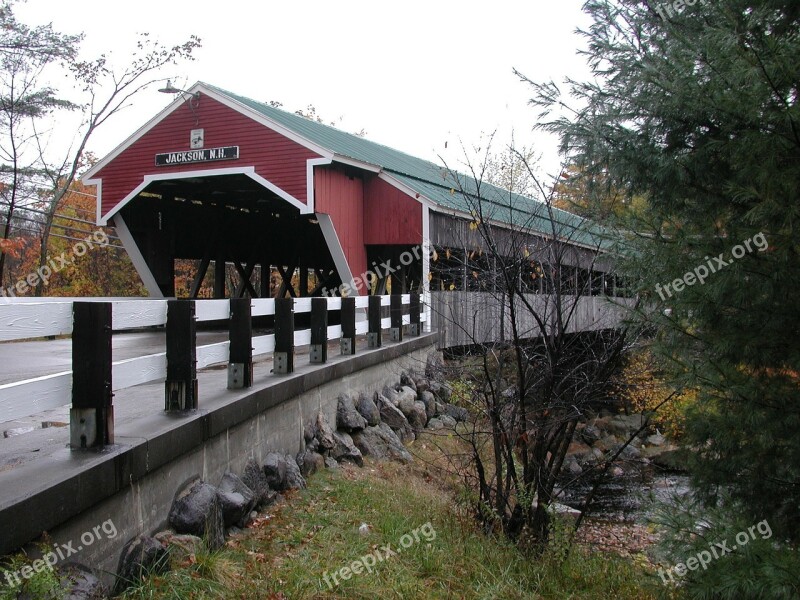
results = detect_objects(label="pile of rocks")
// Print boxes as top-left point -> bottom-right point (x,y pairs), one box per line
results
110,368 -> 468,596
563,412 -> 684,476
299,371 -> 468,471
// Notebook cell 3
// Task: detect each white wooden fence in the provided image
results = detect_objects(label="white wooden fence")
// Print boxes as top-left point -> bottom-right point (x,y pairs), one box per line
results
0,294 -> 429,423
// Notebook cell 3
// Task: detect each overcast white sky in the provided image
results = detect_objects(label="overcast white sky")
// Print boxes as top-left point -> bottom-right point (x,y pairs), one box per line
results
17,0 -> 592,184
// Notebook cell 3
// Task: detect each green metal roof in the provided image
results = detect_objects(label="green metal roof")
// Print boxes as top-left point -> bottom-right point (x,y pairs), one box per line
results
208,84 -> 612,250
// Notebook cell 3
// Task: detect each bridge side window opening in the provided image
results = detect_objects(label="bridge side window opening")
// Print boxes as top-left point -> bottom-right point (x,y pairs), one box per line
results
430,246 -> 466,291
517,259 -> 538,294
466,248 -> 493,292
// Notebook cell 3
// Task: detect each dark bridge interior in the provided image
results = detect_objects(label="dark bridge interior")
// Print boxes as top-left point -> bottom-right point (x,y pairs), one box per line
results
118,174 -> 339,298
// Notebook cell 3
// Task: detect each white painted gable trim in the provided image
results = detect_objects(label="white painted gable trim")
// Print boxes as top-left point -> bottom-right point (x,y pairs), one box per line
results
97,165 -> 310,225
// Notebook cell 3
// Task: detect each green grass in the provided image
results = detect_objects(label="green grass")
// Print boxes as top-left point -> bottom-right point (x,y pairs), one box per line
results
118,440 -> 658,600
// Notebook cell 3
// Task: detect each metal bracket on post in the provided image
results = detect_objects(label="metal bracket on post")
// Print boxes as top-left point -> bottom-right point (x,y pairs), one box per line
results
165,300 -> 198,411
228,298 -> 253,389
70,302 -> 113,449
368,295 -> 382,348
340,297 -> 356,355
409,292 -> 421,337
274,297 -> 294,374
310,297 -> 328,364
390,293 -> 403,342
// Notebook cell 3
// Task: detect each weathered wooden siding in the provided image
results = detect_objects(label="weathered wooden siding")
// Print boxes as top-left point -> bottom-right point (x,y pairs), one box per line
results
94,95 -> 321,218
314,166 -> 367,292
363,176 -> 423,245
430,292 -> 633,348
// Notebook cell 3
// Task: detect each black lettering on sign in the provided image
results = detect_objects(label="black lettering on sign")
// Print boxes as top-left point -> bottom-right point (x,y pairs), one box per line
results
155,146 -> 239,166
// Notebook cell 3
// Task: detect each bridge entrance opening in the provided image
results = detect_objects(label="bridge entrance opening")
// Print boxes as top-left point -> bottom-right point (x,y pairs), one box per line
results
116,173 -> 341,299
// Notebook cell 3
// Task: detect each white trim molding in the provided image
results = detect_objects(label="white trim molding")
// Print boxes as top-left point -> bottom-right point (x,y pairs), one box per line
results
112,214 -> 163,298
96,165 -> 310,225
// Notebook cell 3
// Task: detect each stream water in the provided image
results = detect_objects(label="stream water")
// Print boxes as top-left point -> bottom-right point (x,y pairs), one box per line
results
557,466 -> 692,523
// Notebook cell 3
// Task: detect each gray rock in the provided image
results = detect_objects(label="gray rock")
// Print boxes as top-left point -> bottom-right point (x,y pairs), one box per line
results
377,394 -> 414,441
580,424 -> 602,445
263,452 -> 287,490
153,530 -> 203,559
262,453 -> 305,490
426,417 -> 444,430
113,535 -> 169,595
382,386 -> 401,407
397,393 -> 427,430
352,423 -> 413,464
439,414 -> 457,429
315,412 -> 336,451
429,380 -> 452,404
443,403 -> 468,423
396,386 -> 418,410
418,390 -> 436,420
298,449 -> 325,477
218,472 -> 256,528
434,400 -> 447,417
337,394 -> 368,432
306,436 -> 320,453
331,431 -> 364,466
168,479 -> 225,550
324,456 -> 340,470
41,564 -> 108,600
303,417 -> 317,444
241,458 -> 275,509
356,392 -> 381,426
567,459 -> 583,475
400,372 -> 417,394
646,433 -> 666,447
413,376 -> 431,395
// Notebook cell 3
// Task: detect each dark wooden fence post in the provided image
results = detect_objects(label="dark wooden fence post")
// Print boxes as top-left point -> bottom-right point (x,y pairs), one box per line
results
274,298 -> 294,374
310,297 -> 328,364
340,297 -> 356,355
368,295 -> 382,348
228,298 -> 253,389
390,293 -> 403,342
70,302 -> 113,449
409,293 -> 421,337
165,300 -> 198,411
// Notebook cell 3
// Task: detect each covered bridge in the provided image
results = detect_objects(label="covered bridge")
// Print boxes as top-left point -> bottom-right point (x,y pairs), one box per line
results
83,82 -> 625,347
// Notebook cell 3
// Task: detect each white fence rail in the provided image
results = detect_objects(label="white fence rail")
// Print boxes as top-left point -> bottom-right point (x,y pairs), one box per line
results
0,294 -> 429,423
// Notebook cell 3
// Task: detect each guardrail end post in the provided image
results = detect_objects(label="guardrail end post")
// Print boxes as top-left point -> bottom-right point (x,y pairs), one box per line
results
165,300 -> 198,411
274,298 -> 294,374
228,298 -> 253,389
70,302 -> 113,449
390,293 -> 403,342
340,297 -> 356,355
310,297 -> 328,364
368,295 -> 382,348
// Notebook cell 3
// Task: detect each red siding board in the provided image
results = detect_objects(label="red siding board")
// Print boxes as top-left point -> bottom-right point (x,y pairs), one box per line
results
93,96 -> 321,218
363,176 -> 423,245
314,167 -> 367,294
